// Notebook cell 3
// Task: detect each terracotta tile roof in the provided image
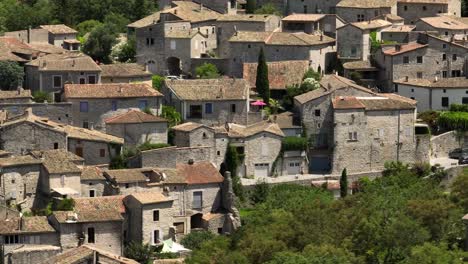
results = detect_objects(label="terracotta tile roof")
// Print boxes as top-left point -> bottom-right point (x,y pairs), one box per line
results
165,79 -> 249,101
175,161 -> 224,184
81,166 -> 104,181
419,16 -> 468,30
27,43 -> 67,54
46,245 -> 139,264
0,216 -> 55,235
379,93 -> 417,105
337,0 -> 397,8
172,122 -> 206,132
398,0 -> 448,3
217,121 -> 285,138
63,39 -> 81,44
0,155 -> 42,167
243,60 -> 309,90
382,42 -> 428,56
394,77 -> 468,88
40,24 -> 78,34
358,96 -> 416,110
105,110 -> 167,124
349,19 -> 392,30
0,89 -> 32,99
343,60 -> 378,70
381,25 -> 416,32
218,14 -> 277,22
229,31 -> 335,46
128,192 -> 173,205
165,29 -> 202,38
30,149 -> 82,174
294,75 -> 375,105
1,111 -> 124,144
54,196 -> 125,223
332,96 -> 365,109
282,14 -> 326,22
99,63 -> 152,78
26,53 -> 101,72
104,168 -> 151,183
128,10 -> 163,28
64,83 -> 162,99
0,36 -> 36,55
163,1 -> 221,23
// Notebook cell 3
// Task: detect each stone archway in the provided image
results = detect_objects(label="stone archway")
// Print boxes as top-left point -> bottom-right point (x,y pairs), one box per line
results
167,57 -> 181,76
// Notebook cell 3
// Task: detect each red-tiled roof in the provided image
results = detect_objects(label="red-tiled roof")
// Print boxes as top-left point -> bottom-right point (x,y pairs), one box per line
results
383,42 -> 427,56
64,83 -> 162,99
176,161 -> 224,185
332,96 -> 365,109
105,110 -> 167,124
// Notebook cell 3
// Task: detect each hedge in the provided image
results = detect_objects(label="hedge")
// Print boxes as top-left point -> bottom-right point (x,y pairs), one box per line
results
438,111 -> 468,131
449,104 -> 468,112
282,136 -> 308,151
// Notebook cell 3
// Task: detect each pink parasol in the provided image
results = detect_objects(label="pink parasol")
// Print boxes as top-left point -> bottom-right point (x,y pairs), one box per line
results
251,100 -> 267,106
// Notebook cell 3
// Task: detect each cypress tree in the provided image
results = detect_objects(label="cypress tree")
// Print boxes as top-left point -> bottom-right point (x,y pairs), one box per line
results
255,48 -> 270,105
246,0 -> 256,14
340,168 -> 348,198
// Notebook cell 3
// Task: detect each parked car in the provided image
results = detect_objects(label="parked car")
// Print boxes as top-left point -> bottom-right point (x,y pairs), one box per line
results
449,148 -> 468,159
460,153 -> 468,164
165,75 -> 181,80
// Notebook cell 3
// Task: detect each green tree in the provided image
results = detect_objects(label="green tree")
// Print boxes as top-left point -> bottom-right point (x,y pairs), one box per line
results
255,48 -> 270,105
404,243 -> 467,264
161,105 -> 181,127
246,0 -> 256,14
195,63 -> 220,79
0,61 -> 24,90
76,19 -> 102,37
82,24 -> 117,64
450,168 -> 468,210
254,3 -> 281,15
250,181 -> 270,204
115,36 -> 136,63
124,241 -> 155,263
152,75 -> 165,91
180,231 -> 216,250
103,12 -> 130,33
340,168 -> 348,198
32,91 -> 52,103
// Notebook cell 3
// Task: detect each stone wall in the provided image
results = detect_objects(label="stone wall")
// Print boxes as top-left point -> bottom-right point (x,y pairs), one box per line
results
138,146 -> 213,168
106,121 -> 168,147
8,245 -> 61,264
431,131 -> 464,158
243,133 -> 283,177
335,6 -> 394,23
397,3 -> 451,25
1,164 -> 41,210
81,180 -> 106,197
415,134 -> 431,163
286,0 -> 340,14
68,139 -> 120,165
0,102 -> 73,124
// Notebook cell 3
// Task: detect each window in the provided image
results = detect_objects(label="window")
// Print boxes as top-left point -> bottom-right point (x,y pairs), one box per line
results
403,56 -> 409,64
417,56 -> 423,63
443,89 -> 447,93
314,109 -> 321,116
89,190 -> 95,197
376,128 -> 384,138
54,143 -> 59,149
453,54 -> 457,61
441,97 -> 449,107
88,227 -> 95,243
230,104 -> 236,113
125,183 -> 129,188
422,5 -> 426,10
174,222 -> 184,234
443,44 -> 447,49
463,98 -> 468,104
411,89 -> 414,92
205,103 -> 213,114
75,147 -> 83,157
82,121 -> 89,129
445,31 -> 449,36
193,191 -> 203,209
442,71 -> 448,78
452,70 -> 461,77
417,72 -> 423,79
88,75 -> 96,84
80,102 -> 89,112
79,77 -> 86,84
139,100 -> 148,109
348,132 -> 358,141
153,210 -> 160,221
404,5 -> 408,11
170,40 -> 176,50
217,151 -> 220,156
111,100 -> 117,111
442,54 -> 447,60
4,235 -> 19,244
189,105 -> 202,118
99,149 -> 105,157
394,84 -> 398,92
153,230 -> 160,244
53,76 -> 62,88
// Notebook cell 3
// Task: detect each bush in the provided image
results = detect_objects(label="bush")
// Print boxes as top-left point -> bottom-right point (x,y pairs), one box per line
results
152,75 -> 165,90
124,241 -> 156,263
180,231 -> 216,250
32,91 -> 52,103
55,198 -> 75,211
449,104 -> 468,112
282,137 -> 308,151
418,111 -> 440,134
195,63 -> 220,79
437,111 -> 468,131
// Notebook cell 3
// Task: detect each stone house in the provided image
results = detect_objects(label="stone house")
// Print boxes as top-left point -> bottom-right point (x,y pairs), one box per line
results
80,166 -> 106,198
285,0 -> 341,15
103,168 -> 163,196
44,244 -> 139,264
63,83 -> 163,131
24,53 -> 101,100
271,111 -> 303,137
30,149 -> 83,199
381,24 -> 416,43
49,196 -> 126,255
0,89 -> 33,104
397,0 -> 461,25
162,78 -> 250,125
373,33 -> 468,91
39,24 -> 79,49
343,60 -> 380,88
0,216 -> 60,264
394,77 -> 468,111
337,19 -> 392,61
99,63 -> 152,84
0,102 -> 72,124
282,14 -> 346,38
335,0 -> 397,23
228,31 -> 336,77
0,155 -> 42,210
105,110 -> 168,147
0,110 -> 124,165
415,16 -> 468,41
331,95 -> 416,174
215,14 -> 281,58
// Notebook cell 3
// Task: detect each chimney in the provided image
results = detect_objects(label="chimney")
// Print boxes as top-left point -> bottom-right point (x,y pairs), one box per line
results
27,26 -> 31,44
188,159 -> 194,165
174,9 -> 177,15
319,34 -> 323,41
395,44 -> 401,52
405,76 -> 409,82
233,25 -> 238,36
18,213 -> 23,231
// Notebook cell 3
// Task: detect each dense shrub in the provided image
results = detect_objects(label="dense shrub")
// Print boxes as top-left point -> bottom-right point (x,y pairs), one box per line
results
282,137 -> 308,151
438,111 -> 468,131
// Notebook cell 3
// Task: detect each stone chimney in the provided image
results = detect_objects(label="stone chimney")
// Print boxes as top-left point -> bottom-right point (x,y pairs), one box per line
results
405,76 -> 409,82
395,44 -> 401,52
27,27 -> 31,44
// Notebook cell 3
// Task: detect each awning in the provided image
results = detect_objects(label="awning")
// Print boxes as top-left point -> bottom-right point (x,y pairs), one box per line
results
51,187 -> 80,195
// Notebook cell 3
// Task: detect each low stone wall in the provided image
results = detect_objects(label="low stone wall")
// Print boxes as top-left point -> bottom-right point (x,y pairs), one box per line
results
7,245 -> 61,264
431,131 -> 465,158
129,146 -> 213,168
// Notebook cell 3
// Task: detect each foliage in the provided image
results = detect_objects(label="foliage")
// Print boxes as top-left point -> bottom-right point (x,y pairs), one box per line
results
55,198 -> 75,211
109,148 -> 136,169
254,3 -> 281,15
449,103 -> 468,112
246,0 -> 256,13
268,99 -> 283,115
255,48 -> 270,105
250,181 -> 270,204
161,105 -> 181,127
418,111 -> 440,134
438,111 -> 468,131
180,231 -> 216,250
185,236 -> 249,264
82,23 -> 118,64
32,91 -> 52,103
340,168 -> 348,198
403,243 -> 467,264
141,106 -> 153,115
195,63 -> 220,79
451,168 -> 468,211
225,145 -> 245,201
0,61 -> 24,90
76,19 -> 102,37
152,75 -> 165,91
124,241 -> 156,264
349,71 -> 363,84
303,68 -> 321,81
137,142 -> 171,152
281,137 -> 308,151
114,36 -> 136,63
283,69 -> 321,110
103,12 -> 130,33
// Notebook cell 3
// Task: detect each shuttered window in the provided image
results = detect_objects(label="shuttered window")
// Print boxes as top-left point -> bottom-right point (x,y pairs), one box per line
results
192,191 -> 202,209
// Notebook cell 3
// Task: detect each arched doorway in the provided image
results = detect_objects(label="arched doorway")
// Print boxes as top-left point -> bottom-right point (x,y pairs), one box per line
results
167,57 -> 181,76
191,213 -> 204,230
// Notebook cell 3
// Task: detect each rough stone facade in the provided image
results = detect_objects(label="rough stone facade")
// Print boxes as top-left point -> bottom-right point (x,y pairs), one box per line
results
68,138 -> 120,165
106,121 -> 168,147
131,146 -> 213,169
8,245 -> 61,264
81,180 -> 106,197
0,102 -> 73,124
430,130 -> 465,158
397,1 -> 461,25
286,0 -> 341,14
0,164 -> 41,210
335,6 -> 395,23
